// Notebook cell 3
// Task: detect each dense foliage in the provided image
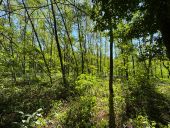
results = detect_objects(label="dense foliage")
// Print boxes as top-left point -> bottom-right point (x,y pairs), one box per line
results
0,0 -> 170,128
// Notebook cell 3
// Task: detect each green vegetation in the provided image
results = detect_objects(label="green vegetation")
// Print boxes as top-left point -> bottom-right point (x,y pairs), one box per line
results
0,0 -> 170,128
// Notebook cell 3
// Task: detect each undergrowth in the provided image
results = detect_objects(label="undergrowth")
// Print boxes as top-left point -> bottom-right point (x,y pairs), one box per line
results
0,73 -> 170,128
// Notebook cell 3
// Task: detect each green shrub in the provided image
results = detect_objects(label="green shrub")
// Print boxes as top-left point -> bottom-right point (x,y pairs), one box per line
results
75,74 -> 97,95
63,96 -> 96,128
124,71 -> 170,127
133,115 -> 156,128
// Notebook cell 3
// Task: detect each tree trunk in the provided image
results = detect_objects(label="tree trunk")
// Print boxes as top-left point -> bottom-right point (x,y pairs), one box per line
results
132,55 -> 135,76
22,10 -> 27,82
7,0 -> 16,83
50,0 -> 66,85
108,20 -> 116,128
160,59 -> 163,78
22,0 -> 52,84
99,33 -> 102,73
55,1 -> 78,76
96,34 -> 99,74
77,19 -> 84,74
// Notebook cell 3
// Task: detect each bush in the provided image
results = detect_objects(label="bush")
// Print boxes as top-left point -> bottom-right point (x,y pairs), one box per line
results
63,96 -> 96,128
124,72 -> 170,127
75,74 -> 98,95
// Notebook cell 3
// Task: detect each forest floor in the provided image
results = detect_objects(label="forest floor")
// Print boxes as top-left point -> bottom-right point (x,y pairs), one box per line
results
41,77 -> 170,128
0,76 -> 170,128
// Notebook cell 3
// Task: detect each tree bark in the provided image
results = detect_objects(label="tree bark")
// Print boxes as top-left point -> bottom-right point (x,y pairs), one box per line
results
77,18 -> 84,74
22,0 -> 52,84
108,19 -> 116,128
96,34 -> 99,74
132,55 -> 135,76
55,1 -> 78,76
160,59 -> 163,78
7,0 -> 16,83
50,0 -> 67,85
99,33 -> 102,73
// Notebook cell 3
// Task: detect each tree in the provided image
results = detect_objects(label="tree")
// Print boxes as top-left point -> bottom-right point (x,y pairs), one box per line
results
91,1 -> 117,127
50,0 -> 67,86
22,0 -> 52,84
98,0 -> 170,58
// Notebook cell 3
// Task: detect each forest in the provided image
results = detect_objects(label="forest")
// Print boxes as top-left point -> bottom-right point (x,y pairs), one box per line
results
0,0 -> 170,128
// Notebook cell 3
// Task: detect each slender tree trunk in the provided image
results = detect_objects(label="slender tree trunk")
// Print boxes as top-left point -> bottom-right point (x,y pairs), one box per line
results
154,60 -> 157,77
132,55 -> 135,76
55,1 -> 78,76
160,59 -> 163,78
104,38 -> 107,68
84,16 -> 88,73
126,56 -> 129,80
99,33 -> 102,73
32,32 -> 37,79
168,62 -> 170,78
148,34 -> 153,79
23,38 -> 26,81
96,34 -> 99,74
121,46 -> 128,80
148,56 -> 152,79
22,11 -> 27,82
108,20 -> 116,128
49,0 -> 67,85
87,34 -> 93,74
114,42 -> 118,76
22,0 -> 52,84
77,19 -> 84,74
7,0 -> 16,83
50,35 -> 53,68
